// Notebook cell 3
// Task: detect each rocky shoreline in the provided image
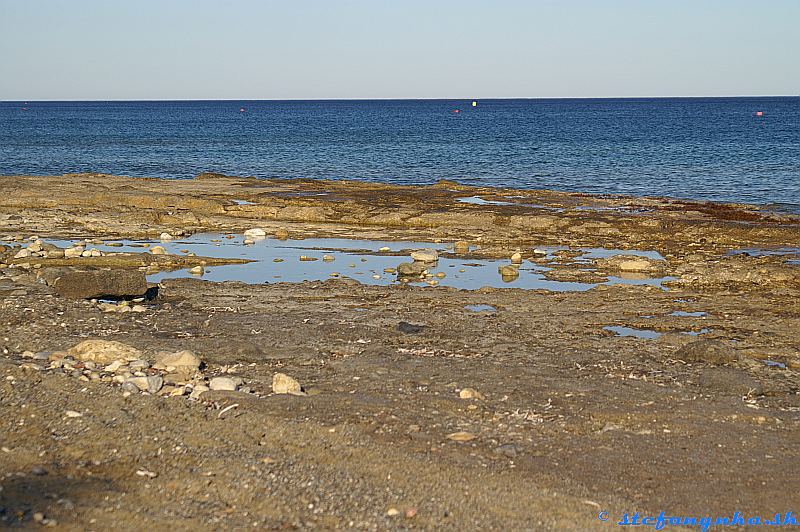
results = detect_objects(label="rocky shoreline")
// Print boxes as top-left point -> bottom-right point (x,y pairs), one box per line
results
1,173 -> 799,530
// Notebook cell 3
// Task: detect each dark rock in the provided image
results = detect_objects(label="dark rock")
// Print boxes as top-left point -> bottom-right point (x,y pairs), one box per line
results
675,339 -> 738,366
397,321 -> 425,334
700,367 -> 762,396
493,443 -> 522,458
52,269 -> 148,299
397,262 -> 426,277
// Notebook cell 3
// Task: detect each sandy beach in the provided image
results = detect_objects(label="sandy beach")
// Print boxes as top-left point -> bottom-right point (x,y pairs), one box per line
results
1,172 -> 799,529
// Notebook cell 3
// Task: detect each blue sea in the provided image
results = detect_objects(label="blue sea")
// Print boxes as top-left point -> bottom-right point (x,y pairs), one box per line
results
1,98 -> 798,210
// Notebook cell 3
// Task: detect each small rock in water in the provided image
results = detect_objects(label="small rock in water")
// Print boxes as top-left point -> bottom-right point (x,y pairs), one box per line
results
243,239 -> 254,245
272,373 -> 304,395
159,232 -> 175,241
209,376 -> 240,391
322,254 -> 335,262
378,246 -> 391,252
274,228 -> 289,240
150,246 -> 167,255
397,262 -> 426,277
410,249 -> 438,263
299,255 -> 317,262
498,265 -> 519,279
454,240 -> 470,254
244,228 -> 266,239
511,252 -> 523,264
188,266 -> 204,275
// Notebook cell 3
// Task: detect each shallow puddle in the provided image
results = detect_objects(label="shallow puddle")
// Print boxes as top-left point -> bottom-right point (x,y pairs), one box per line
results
728,247 -> 800,257
671,311 -> 708,317
464,304 -> 497,312
604,326 -> 662,340
457,196 -> 515,206
682,328 -> 710,336
53,234 -> 676,292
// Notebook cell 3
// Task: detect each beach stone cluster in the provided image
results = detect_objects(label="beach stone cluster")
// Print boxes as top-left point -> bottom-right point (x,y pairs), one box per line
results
14,339 -> 305,402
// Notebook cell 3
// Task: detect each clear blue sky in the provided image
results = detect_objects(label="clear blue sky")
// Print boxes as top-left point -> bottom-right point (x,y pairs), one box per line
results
1,0 -> 798,100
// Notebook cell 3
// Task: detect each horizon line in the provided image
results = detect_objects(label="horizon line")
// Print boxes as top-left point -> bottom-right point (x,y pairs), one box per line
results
2,94 -> 798,103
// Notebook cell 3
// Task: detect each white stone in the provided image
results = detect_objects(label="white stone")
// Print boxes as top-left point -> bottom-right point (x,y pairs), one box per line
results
410,249 -> 439,263
209,376 -> 240,391
243,228 -> 266,238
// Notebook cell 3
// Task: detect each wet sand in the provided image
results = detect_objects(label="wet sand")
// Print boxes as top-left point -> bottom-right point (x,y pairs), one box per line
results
1,173 -> 799,530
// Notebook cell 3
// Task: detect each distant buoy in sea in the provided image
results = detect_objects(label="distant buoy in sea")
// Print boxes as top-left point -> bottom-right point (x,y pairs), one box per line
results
452,109 -> 461,114
239,107 -> 246,113
472,101 -> 477,107
755,111 -> 763,117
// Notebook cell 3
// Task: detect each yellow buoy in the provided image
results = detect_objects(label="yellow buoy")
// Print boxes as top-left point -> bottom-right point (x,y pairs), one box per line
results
472,101 -> 477,107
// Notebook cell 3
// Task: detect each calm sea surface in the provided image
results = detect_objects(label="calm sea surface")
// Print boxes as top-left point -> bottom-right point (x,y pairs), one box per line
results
1,98 -> 798,210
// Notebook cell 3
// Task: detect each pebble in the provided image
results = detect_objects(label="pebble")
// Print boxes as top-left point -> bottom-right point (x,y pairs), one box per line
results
272,373 -> 304,395
129,359 -> 150,371
104,360 -> 125,372
511,252 -> 523,264
189,384 -> 210,400
386,508 -> 400,517
378,246 -> 391,252
299,255 -> 317,262
243,239 -> 254,245
188,265 -> 204,275
459,388 -> 485,400
64,410 -> 82,418
322,254 -> 335,262
150,245 -> 167,255
126,375 -> 163,394
159,232 -> 175,241
209,376 -> 240,391
446,431 -> 477,442
64,246 -> 84,258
